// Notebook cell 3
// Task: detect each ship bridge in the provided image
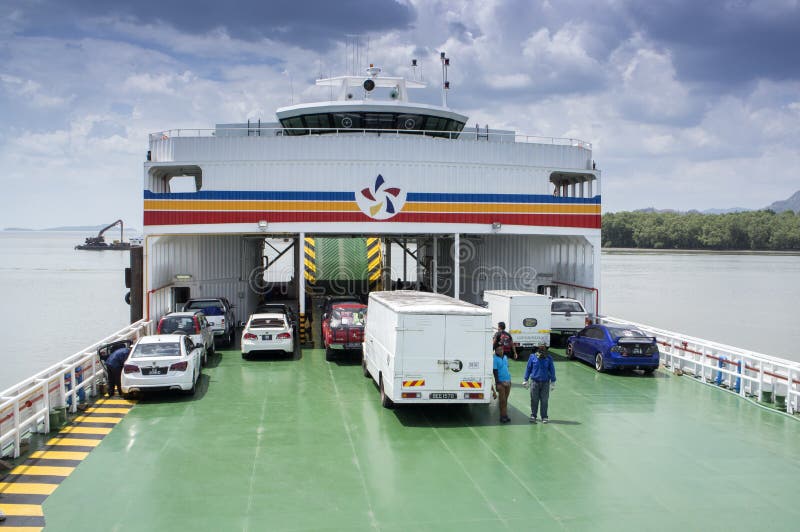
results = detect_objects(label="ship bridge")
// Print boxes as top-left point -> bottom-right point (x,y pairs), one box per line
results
140,67 -> 601,328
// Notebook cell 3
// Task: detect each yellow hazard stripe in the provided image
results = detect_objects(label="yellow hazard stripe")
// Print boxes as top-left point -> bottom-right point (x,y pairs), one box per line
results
46,437 -> 101,447
459,381 -> 482,388
30,450 -> 89,460
85,407 -> 130,414
73,415 -> 123,424
10,465 -> 75,477
0,503 -> 43,516
0,482 -> 58,495
304,257 -> 316,272
96,398 -> 137,406
402,380 -> 425,387
60,426 -> 112,435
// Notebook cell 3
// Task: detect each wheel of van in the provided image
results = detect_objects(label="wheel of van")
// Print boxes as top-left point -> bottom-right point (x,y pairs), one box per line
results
566,342 -> 575,360
362,356 -> 370,378
595,353 -> 605,372
380,376 -> 394,409
643,367 -> 656,375
209,342 -> 215,357
202,350 -> 208,367
325,346 -> 335,362
226,329 -> 235,347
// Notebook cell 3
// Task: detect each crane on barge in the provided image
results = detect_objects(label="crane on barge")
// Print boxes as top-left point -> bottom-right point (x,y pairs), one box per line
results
75,219 -> 137,250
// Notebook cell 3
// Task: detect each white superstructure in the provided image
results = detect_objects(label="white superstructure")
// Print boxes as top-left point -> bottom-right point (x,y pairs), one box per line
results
140,59 -> 602,325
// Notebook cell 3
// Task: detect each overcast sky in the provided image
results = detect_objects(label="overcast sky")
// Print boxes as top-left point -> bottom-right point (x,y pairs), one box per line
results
2,0 -> 799,229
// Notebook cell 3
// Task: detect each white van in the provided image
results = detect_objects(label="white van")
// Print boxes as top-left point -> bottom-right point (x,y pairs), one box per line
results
362,291 -> 493,408
483,290 -> 552,350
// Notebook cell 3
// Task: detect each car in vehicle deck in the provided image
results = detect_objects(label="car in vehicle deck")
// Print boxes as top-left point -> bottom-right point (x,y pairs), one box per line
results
567,324 -> 660,373
254,302 -> 298,333
321,302 -> 368,361
241,313 -> 294,359
182,297 -> 236,346
550,297 -> 590,344
156,310 -> 215,366
121,334 -> 203,396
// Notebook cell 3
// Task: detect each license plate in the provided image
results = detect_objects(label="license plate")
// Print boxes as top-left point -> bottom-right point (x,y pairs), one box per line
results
430,393 -> 457,400
345,343 -> 361,349
262,335 -> 272,341
143,367 -> 167,375
633,348 -> 642,355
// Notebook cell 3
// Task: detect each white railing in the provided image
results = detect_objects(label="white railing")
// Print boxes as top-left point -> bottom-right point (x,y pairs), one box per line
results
0,320 -> 151,459
598,316 -> 800,416
148,127 -> 592,150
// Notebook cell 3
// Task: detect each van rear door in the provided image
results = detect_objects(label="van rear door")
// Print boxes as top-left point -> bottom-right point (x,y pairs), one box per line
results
511,303 -> 551,348
400,314 -> 446,390
442,315 -> 488,393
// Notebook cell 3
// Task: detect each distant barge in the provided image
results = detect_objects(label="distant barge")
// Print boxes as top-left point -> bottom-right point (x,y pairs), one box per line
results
75,219 -> 140,250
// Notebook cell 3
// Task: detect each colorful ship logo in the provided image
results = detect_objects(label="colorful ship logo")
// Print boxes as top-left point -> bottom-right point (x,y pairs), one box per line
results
356,174 -> 407,220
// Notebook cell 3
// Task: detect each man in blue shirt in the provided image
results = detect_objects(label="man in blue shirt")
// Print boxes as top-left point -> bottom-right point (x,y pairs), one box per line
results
492,343 -> 512,423
523,343 -> 556,424
106,346 -> 130,397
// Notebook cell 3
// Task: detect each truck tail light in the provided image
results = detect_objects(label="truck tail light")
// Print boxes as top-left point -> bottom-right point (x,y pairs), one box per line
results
401,392 -> 421,398
170,361 -> 188,371
243,333 -> 257,340
193,316 -> 201,333
464,393 -> 484,399
156,319 -> 164,334
123,364 -> 140,374
277,332 -> 291,339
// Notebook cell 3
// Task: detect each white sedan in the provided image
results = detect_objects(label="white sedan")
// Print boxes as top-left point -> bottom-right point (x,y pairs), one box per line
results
241,313 -> 294,359
121,334 -> 202,396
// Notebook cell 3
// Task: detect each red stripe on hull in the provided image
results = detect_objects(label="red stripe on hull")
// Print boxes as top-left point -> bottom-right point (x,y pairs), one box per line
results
144,211 -> 601,229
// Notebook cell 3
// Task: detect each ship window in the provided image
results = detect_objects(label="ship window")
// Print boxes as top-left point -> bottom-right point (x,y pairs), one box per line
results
364,113 -> 395,129
168,176 -> 199,193
304,114 -> 332,129
334,113 -> 362,129
424,116 -> 448,131
282,117 -> 305,133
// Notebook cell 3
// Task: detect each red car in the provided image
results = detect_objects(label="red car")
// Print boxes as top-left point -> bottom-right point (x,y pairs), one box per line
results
322,303 -> 367,361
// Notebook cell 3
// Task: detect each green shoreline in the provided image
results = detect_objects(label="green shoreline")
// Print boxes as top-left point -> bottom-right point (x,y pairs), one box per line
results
602,247 -> 800,256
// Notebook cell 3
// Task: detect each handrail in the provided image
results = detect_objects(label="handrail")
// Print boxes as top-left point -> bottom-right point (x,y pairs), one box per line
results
0,320 -> 151,458
148,127 -> 592,150
597,315 -> 800,417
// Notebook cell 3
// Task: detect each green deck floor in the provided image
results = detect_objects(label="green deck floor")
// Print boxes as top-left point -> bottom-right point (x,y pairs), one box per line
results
41,347 -> 800,531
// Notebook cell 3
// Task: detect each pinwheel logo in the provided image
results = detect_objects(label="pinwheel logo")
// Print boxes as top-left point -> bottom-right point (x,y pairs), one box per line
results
355,174 -> 407,220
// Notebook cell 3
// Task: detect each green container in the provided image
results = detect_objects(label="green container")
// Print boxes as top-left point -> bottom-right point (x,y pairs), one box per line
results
49,407 -> 67,430
775,395 -> 786,409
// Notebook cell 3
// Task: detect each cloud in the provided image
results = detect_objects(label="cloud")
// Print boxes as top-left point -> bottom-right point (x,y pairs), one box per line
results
1,0 -> 799,228
21,0 -> 416,51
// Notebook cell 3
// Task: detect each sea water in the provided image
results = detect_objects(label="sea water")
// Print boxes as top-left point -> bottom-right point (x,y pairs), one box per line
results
1,232 -> 798,390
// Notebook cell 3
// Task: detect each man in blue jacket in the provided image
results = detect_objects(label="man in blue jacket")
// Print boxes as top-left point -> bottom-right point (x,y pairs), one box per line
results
523,343 -> 556,424
106,346 -> 130,397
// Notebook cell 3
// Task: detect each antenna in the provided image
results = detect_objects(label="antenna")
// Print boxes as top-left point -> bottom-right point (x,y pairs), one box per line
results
440,52 -> 450,107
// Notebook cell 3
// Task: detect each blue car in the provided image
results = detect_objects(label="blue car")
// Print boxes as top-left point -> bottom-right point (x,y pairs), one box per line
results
567,324 -> 659,374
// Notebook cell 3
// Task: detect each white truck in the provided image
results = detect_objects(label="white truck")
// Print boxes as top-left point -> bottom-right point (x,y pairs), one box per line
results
362,291 -> 493,408
483,290 -> 552,352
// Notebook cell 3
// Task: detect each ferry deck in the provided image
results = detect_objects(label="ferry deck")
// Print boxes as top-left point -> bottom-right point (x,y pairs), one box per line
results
4,343 -> 795,531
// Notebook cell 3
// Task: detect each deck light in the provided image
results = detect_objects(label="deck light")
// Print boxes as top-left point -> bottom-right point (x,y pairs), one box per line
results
175,274 -> 192,281
258,220 -> 268,231
492,222 -> 502,232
